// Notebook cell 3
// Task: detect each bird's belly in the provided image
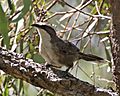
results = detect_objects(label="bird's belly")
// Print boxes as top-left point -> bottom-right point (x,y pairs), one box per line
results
40,43 -> 62,67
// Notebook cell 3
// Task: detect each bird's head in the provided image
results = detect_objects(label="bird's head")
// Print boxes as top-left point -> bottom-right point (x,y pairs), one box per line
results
31,23 -> 56,37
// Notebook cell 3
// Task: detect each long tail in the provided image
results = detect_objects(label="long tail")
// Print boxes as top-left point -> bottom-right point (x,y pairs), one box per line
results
79,52 -> 105,63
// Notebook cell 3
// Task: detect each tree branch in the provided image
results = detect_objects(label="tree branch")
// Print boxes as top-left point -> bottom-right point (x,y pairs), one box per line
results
0,47 -> 117,96
109,0 -> 120,94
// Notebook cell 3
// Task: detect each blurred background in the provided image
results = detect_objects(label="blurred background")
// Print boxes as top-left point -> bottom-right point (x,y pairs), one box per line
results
0,0 -> 113,96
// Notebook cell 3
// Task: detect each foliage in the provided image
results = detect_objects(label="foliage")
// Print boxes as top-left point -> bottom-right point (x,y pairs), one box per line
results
0,0 -> 112,96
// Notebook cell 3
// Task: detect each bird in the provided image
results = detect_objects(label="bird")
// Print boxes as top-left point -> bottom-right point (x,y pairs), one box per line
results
32,23 -> 106,71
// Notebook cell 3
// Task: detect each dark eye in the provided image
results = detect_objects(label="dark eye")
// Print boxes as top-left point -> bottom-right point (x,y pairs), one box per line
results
62,50 -> 67,54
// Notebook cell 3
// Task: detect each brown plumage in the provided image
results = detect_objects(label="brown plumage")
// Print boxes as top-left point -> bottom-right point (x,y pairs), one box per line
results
32,23 -> 106,71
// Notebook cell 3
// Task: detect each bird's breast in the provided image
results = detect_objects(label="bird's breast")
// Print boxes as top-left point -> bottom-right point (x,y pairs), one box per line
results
39,35 -> 63,67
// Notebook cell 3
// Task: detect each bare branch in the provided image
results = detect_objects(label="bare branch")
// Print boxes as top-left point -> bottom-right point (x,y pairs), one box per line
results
0,47 -> 117,96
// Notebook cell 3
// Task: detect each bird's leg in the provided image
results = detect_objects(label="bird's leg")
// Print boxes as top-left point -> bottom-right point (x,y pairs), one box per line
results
45,62 -> 53,68
65,65 -> 73,72
65,67 -> 71,72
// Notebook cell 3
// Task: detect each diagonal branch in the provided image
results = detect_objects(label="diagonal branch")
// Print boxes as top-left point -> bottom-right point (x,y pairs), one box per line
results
0,47 -> 117,96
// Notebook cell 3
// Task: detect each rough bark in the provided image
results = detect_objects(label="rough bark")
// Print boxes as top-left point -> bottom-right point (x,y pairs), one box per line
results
0,47 -> 117,96
109,0 -> 120,94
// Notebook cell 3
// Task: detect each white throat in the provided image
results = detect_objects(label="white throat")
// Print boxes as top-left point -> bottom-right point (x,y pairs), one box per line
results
36,28 -> 63,67
37,29 -> 52,52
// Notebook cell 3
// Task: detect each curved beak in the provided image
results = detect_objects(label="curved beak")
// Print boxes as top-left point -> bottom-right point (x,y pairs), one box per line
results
31,22 -> 47,27
31,23 -> 41,28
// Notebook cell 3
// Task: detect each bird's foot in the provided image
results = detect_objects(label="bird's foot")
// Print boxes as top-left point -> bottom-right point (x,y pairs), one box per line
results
44,62 -> 53,68
65,66 -> 71,73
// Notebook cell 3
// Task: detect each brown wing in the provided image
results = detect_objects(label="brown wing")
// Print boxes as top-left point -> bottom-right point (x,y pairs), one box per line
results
51,37 -> 104,63
51,37 -> 80,64
51,38 -> 79,55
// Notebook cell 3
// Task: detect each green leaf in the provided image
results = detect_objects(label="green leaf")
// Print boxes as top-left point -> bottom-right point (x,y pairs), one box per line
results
33,53 -> 45,64
26,52 -> 32,58
19,80 -> 24,93
0,3 -> 10,48
7,0 -> 15,14
12,0 -> 32,22
2,76 -> 9,96
3,84 -> 9,96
